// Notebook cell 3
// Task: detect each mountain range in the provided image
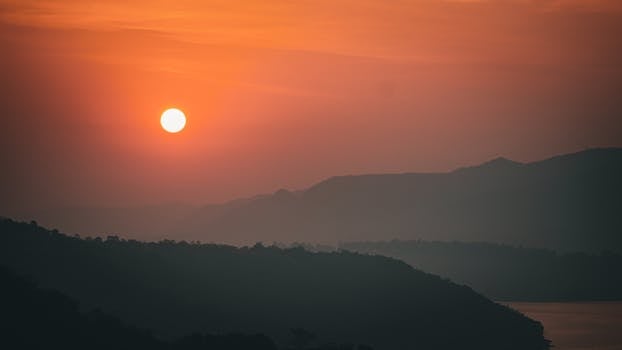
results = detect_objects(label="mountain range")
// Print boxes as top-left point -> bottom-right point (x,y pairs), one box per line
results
340,240 -> 622,301
22,148 -> 622,251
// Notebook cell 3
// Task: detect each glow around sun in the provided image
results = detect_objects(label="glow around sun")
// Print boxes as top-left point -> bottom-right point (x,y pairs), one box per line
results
160,108 -> 186,133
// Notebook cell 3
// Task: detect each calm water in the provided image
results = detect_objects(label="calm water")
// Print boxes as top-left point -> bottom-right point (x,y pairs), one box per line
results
507,302 -> 622,350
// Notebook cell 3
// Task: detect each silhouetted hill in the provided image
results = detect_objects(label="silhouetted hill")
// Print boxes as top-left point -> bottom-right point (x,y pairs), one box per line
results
0,219 -> 549,350
178,148 -> 622,251
18,203 -> 196,241
339,240 -> 622,301
18,148 -> 621,251
0,264 -> 278,350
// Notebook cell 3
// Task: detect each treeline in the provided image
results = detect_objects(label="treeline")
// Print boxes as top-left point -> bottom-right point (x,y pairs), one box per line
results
0,218 -> 549,350
340,240 -> 622,301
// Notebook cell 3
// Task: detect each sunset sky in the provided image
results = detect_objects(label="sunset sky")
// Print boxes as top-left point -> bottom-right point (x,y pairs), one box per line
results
1,0 -> 621,215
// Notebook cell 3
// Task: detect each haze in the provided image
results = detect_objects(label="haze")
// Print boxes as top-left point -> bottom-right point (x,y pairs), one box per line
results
2,0 -> 622,216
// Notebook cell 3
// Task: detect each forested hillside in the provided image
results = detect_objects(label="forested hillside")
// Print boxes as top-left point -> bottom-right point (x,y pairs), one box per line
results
0,219 -> 548,350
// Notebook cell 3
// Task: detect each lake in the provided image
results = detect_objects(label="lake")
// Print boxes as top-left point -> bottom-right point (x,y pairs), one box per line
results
507,302 -> 622,350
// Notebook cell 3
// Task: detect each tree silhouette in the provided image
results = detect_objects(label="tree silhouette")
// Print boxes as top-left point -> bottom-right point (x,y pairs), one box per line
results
0,218 -> 550,350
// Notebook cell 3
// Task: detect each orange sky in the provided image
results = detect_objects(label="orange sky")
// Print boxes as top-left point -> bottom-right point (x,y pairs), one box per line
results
1,0 -> 621,214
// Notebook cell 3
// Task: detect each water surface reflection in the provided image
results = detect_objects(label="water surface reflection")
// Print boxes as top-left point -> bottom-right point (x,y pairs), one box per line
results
507,302 -> 622,350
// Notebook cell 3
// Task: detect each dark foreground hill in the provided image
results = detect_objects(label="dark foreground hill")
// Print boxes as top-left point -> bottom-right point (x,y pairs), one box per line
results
0,265 -> 278,350
340,240 -> 622,301
0,219 -> 548,350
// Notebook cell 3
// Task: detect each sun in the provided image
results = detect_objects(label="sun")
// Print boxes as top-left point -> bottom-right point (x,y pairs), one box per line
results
160,108 -> 186,133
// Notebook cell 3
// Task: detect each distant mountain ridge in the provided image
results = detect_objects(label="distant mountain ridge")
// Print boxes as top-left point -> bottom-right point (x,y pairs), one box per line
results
178,147 -> 622,251
18,148 -> 622,251
339,240 -> 622,301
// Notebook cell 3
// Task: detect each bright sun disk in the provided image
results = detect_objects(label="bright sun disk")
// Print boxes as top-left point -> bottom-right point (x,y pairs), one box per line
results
160,108 -> 186,133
